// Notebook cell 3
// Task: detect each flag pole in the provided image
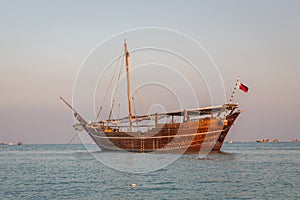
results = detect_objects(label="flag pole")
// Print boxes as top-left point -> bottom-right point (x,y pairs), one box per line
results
229,76 -> 240,104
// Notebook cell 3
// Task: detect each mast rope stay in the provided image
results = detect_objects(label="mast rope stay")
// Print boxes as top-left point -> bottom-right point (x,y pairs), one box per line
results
108,50 -> 125,121
131,65 -> 150,118
96,40 -> 151,129
132,96 -> 139,128
95,45 -> 124,121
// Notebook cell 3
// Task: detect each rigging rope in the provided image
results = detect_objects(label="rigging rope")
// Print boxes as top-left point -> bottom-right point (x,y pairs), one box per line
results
108,99 -> 115,120
95,45 -> 124,121
132,96 -> 139,127
131,62 -> 150,118
117,103 -> 121,119
108,51 -> 125,120
96,43 -> 150,123
62,132 -> 79,150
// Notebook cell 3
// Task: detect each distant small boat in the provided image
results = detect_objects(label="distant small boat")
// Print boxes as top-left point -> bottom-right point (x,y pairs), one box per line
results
228,140 -> 233,144
273,139 -> 280,143
292,139 -> 298,143
256,139 -> 269,143
8,143 -> 14,146
17,142 -> 23,146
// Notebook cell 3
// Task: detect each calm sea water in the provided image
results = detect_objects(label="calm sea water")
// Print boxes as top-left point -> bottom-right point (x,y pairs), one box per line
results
0,142 -> 299,199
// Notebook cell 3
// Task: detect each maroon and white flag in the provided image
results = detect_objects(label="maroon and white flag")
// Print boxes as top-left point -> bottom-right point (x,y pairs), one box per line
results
239,83 -> 249,93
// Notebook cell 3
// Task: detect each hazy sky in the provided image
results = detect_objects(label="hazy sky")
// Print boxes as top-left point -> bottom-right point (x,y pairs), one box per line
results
1,0 -> 299,143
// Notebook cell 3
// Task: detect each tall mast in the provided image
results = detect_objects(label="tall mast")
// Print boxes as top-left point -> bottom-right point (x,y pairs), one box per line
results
124,40 -> 133,131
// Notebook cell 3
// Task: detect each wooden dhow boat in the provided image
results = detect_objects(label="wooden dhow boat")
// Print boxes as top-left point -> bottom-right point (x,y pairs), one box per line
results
61,40 -> 245,154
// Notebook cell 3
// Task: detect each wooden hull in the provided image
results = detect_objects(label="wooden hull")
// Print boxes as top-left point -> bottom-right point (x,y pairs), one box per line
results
84,112 -> 240,154
62,41 -> 244,155
211,112 -> 240,152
